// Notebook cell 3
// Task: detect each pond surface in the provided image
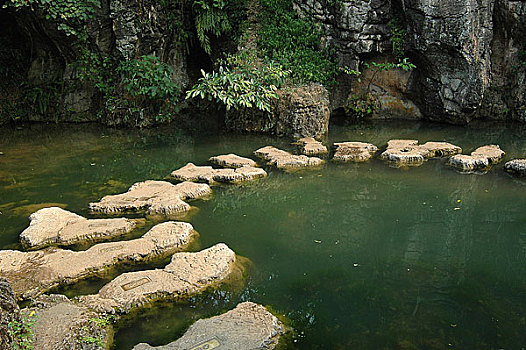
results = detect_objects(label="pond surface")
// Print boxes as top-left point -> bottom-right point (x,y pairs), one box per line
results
1,121 -> 526,349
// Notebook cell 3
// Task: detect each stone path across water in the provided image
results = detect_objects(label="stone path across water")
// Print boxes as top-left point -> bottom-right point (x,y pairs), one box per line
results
255,146 -> 324,169
170,163 -> 267,184
133,302 -> 285,350
332,141 -> 378,162
448,145 -> 505,172
20,207 -> 139,249
208,154 -> 258,168
0,222 -> 196,299
89,180 -> 212,215
380,139 -> 462,166
504,159 -> 526,176
294,137 -> 329,156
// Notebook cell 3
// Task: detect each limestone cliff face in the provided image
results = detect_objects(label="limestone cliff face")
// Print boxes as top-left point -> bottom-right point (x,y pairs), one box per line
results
295,0 -> 526,123
2,0 -> 525,125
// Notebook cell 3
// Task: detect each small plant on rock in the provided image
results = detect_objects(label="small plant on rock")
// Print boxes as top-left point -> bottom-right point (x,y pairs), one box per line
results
8,310 -> 38,350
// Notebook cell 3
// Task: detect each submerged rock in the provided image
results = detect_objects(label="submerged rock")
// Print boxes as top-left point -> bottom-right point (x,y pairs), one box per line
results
208,154 -> 258,168
0,222 -> 197,299
332,142 -> 378,162
20,207 -> 137,249
448,145 -> 505,172
294,137 -> 328,156
133,302 -> 285,350
0,278 -> 20,349
26,294 -> 112,350
170,163 -> 267,184
381,140 -> 462,166
89,180 -> 212,215
504,159 -> 526,177
255,146 -> 324,170
79,243 -> 240,314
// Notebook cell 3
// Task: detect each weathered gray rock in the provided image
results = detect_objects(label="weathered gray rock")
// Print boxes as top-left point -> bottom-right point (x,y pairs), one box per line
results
79,243 -> 240,314
26,294 -> 111,350
0,278 -> 20,349
294,137 -> 328,156
381,140 -> 462,166
208,154 -> 258,168
0,222 -> 197,299
89,180 -> 212,215
133,302 -> 284,350
332,142 -> 378,162
226,84 -> 331,138
255,146 -> 324,170
448,145 -> 506,172
170,163 -> 267,184
20,207 -> 137,249
504,159 -> 526,176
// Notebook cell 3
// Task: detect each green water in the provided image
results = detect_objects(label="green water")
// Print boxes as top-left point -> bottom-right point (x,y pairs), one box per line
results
1,121 -> 526,349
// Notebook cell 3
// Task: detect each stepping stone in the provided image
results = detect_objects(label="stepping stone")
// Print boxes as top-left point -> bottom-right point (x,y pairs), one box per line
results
24,295 -> 112,350
170,163 -> 267,184
208,154 -> 258,168
448,145 -> 505,172
0,222 -> 197,299
504,159 -> 526,176
133,302 -> 285,350
381,139 -> 462,166
89,180 -> 212,215
332,142 -> 378,162
255,146 -> 324,170
294,137 -> 328,156
79,243 -> 240,314
20,207 -> 138,250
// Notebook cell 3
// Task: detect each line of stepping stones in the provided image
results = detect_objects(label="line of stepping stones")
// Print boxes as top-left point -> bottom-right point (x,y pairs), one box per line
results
2,138 -> 524,349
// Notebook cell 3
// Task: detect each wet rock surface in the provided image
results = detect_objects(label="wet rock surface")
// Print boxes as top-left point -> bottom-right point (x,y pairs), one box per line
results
0,222 -> 197,299
255,146 -> 324,170
132,302 -> 284,350
504,159 -> 526,176
27,294 -> 111,350
20,207 -> 137,249
170,163 -> 267,184
332,142 -> 378,162
0,278 -> 20,349
295,137 -> 328,156
89,180 -> 212,215
448,145 -> 505,172
208,154 -> 258,168
79,243 -> 239,314
381,140 -> 462,166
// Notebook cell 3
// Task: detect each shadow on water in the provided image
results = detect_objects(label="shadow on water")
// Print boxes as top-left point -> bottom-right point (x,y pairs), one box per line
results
1,120 -> 526,349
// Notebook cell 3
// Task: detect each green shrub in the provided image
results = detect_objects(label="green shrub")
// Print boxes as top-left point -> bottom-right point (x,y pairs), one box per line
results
186,53 -> 290,112
257,0 -> 337,86
8,310 -> 37,350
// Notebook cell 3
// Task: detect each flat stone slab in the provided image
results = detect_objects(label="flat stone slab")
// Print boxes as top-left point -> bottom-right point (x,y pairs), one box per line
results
255,146 -> 324,170
0,222 -> 196,299
294,137 -> 328,156
504,159 -> 526,176
20,207 -> 137,249
448,145 -> 505,172
79,243 -> 239,314
89,180 -> 212,215
208,154 -> 258,168
170,163 -> 267,184
26,295 -> 111,350
133,302 -> 285,350
381,139 -> 462,166
332,142 -> 378,162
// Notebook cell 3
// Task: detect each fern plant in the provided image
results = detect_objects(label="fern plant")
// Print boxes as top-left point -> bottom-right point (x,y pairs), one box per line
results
193,0 -> 231,54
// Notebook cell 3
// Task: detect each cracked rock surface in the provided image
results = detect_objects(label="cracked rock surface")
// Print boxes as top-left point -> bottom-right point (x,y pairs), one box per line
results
332,142 -> 378,162
79,243 -> 239,314
133,302 -> 284,350
170,163 -> 267,184
0,222 -> 196,299
20,207 -> 137,249
208,154 -> 258,168
89,180 -> 212,215
255,146 -> 324,169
